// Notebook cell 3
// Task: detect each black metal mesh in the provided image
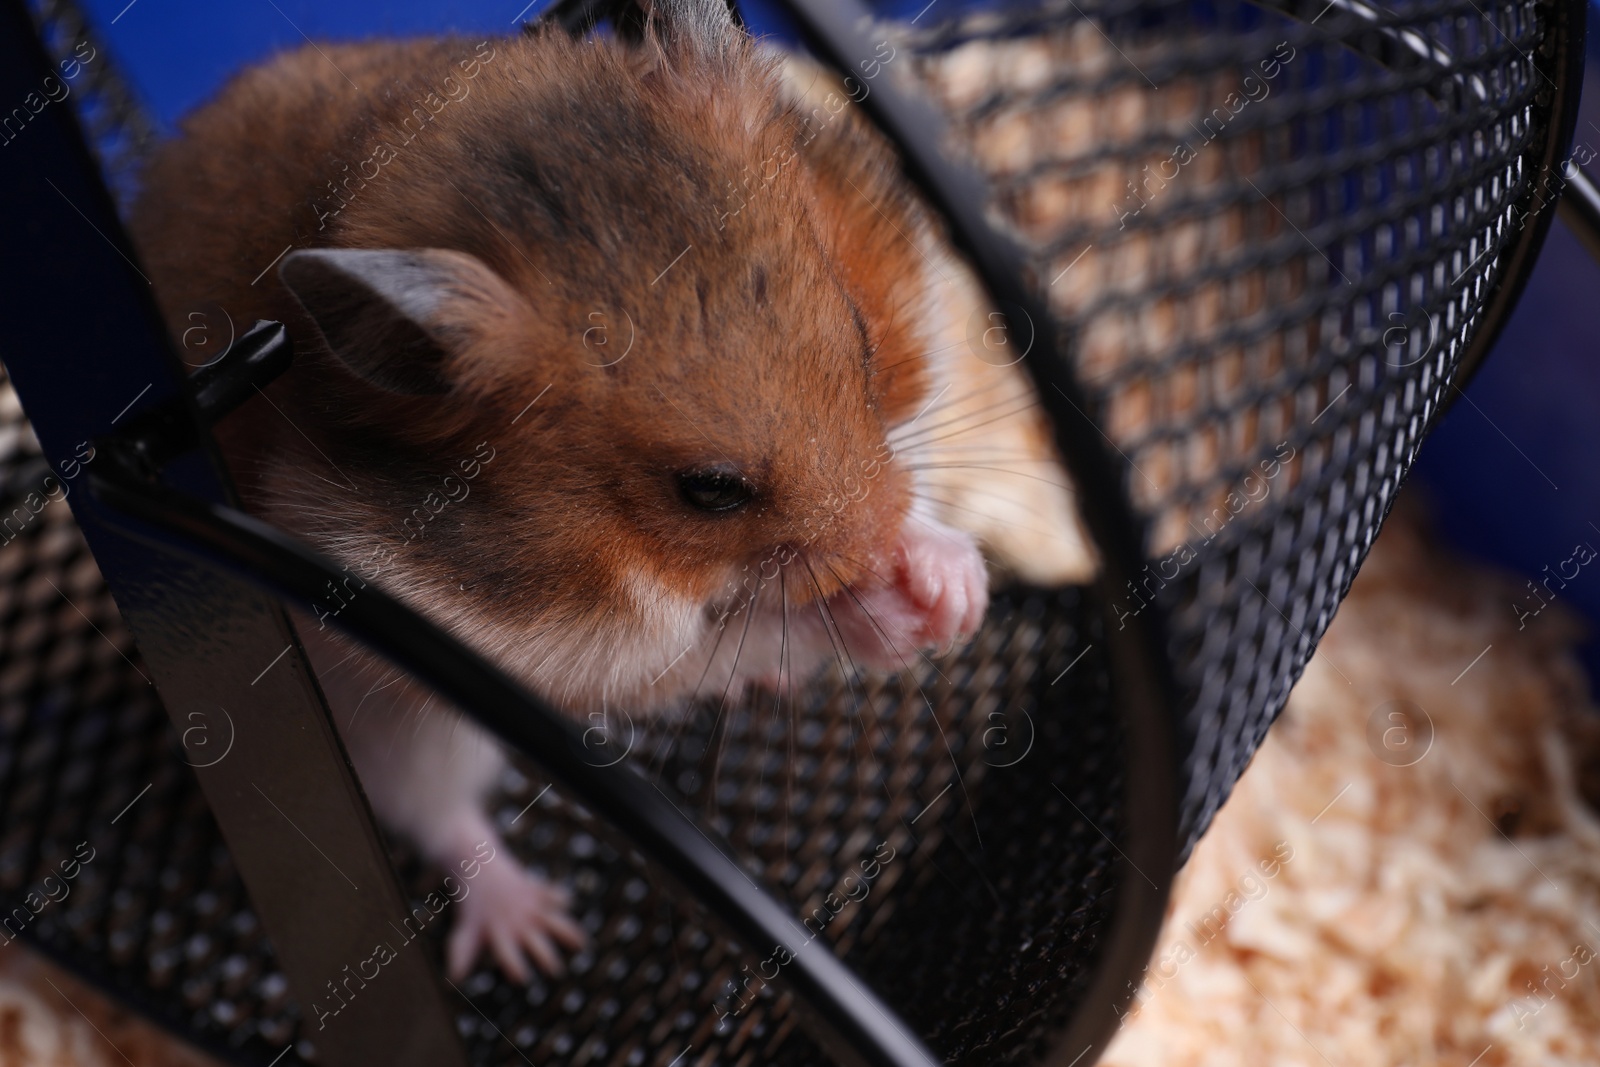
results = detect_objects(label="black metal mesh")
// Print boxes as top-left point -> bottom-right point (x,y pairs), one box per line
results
2,0 -> 1576,1062
0,361 -> 1123,1066
0,373 -> 307,1064
893,0 -> 1563,853
28,0 -> 157,207
418,585 -> 1117,1067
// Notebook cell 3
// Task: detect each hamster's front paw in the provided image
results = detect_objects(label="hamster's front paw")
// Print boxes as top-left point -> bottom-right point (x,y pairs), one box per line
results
832,517 -> 989,669
446,858 -> 588,982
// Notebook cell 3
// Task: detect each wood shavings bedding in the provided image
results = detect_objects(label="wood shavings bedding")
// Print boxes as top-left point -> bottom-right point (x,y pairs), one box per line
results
0,948 -> 221,1067
3,506 -> 1593,1066
1103,501 -> 1600,1067
0,22 -> 1594,1067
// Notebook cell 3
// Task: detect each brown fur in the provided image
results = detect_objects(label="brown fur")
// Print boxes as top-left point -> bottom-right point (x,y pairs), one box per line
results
131,25 -> 936,705
127,10 -> 1081,980
128,8 -> 1016,980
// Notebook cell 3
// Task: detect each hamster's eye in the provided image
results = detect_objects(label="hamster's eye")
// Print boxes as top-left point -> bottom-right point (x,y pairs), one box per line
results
677,468 -> 753,513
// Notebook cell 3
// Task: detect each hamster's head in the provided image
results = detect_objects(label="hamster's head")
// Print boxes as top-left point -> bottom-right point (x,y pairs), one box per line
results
262,18 -> 988,712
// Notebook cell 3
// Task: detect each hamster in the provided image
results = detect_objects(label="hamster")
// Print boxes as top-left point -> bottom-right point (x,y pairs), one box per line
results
129,0 -> 1093,981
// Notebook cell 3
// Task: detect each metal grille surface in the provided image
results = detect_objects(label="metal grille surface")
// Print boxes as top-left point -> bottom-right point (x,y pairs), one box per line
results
0,364 -> 1121,1065
1,0 -> 1580,1062
895,0 -> 1570,851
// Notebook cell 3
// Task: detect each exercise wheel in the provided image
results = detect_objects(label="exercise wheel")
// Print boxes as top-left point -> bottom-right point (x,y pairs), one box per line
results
0,0 -> 1593,1064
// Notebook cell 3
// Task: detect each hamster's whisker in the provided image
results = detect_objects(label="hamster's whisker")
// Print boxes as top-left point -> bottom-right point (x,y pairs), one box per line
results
835,549 -> 985,850
916,366 -> 1023,404
917,481 -> 1062,509
798,556 -> 882,802
894,398 -> 1043,450
815,559 -> 902,797
716,579 -> 759,718
895,408 -> 1036,457
317,637 -> 371,680
348,665 -> 405,732
892,389 -> 1029,445
873,352 -> 924,376
917,489 -> 1064,539
779,566 -> 794,870
798,556 -> 859,688
865,294 -> 906,362
828,552 -> 956,690
406,688 -> 437,737
909,445 -> 1055,461
904,463 -> 1077,492
383,686 -> 432,762
706,580 -> 761,818
685,597 -> 739,709
646,584 -> 745,783
735,568 -> 784,861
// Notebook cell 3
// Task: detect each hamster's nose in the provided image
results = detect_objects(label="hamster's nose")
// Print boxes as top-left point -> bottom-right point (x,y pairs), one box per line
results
825,515 -> 989,670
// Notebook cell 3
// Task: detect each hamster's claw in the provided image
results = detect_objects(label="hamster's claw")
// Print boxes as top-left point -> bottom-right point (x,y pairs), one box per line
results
446,860 -> 588,983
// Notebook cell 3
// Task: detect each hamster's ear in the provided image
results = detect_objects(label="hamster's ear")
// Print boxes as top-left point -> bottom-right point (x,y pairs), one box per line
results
278,247 -> 523,396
